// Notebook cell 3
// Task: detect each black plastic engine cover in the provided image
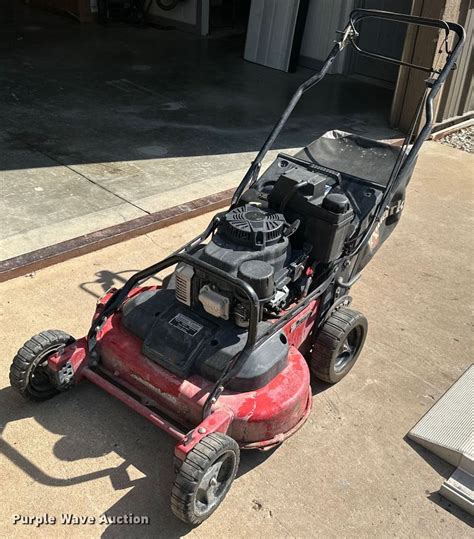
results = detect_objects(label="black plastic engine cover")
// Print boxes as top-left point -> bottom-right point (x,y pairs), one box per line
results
221,205 -> 286,249
121,288 -> 289,391
199,232 -> 290,277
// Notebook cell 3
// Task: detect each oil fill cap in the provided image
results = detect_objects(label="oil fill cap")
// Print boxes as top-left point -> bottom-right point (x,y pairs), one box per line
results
322,193 -> 350,214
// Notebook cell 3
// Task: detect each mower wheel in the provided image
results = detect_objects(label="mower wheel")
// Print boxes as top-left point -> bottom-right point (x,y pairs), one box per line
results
171,432 -> 240,524
311,307 -> 367,384
9,330 -> 75,401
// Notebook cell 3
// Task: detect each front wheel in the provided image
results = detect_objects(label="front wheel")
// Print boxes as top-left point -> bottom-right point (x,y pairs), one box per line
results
171,433 -> 240,524
310,307 -> 368,384
9,330 -> 75,401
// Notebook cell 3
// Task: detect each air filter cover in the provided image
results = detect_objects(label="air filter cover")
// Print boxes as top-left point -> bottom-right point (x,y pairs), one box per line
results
221,205 -> 286,249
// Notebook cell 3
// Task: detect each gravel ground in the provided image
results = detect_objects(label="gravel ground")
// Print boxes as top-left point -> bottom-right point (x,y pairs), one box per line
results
439,125 -> 474,153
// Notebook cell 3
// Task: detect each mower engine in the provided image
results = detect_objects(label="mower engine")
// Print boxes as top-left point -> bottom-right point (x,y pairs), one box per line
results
120,160 -> 356,392
182,163 -> 354,324
11,7 -> 464,524
180,205 -> 293,325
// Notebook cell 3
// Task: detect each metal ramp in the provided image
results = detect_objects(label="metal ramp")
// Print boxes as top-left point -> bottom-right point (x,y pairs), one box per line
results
408,364 -> 473,516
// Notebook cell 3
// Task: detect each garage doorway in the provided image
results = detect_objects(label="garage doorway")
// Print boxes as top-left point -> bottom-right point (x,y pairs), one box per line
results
208,0 -> 251,36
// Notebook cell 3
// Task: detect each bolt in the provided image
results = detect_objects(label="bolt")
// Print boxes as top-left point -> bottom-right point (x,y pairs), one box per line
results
198,427 -> 207,434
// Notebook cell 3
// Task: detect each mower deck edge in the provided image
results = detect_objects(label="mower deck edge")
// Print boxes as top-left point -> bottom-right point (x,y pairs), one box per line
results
0,189 -> 233,283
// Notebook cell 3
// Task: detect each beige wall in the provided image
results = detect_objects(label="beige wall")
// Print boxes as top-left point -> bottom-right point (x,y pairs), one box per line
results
436,1 -> 473,123
390,0 -> 470,131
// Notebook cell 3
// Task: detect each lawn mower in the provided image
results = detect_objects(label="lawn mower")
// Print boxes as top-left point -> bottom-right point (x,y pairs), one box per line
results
10,9 -> 464,525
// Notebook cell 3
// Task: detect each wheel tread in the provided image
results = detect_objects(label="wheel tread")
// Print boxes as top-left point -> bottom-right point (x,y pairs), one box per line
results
9,330 -> 74,401
171,433 -> 239,525
310,307 -> 368,384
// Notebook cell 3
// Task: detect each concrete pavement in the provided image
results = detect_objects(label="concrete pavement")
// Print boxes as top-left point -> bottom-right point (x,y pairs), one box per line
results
0,141 -> 472,537
1,3 -> 398,261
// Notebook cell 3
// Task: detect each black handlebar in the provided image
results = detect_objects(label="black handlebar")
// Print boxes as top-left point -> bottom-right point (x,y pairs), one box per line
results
231,8 -> 465,206
349,9 -> 465,74
350,8 -> 463,37
86,9 -> 465,419
88,252 -> 261,348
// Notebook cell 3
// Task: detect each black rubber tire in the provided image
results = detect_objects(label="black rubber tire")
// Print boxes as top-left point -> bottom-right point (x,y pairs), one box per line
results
9,330 -> 75,401
310,307 -> 368,384
171,433 -> 240,525
156,0 -> 180,10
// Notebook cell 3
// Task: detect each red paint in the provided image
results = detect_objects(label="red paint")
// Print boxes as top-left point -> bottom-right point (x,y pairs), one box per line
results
83,367 -> 185,440
47,286 -> 318,452
174,408 -> 234,460
96,311 -> 311,447
281,299 -> 319,349
48,337 -> 88,375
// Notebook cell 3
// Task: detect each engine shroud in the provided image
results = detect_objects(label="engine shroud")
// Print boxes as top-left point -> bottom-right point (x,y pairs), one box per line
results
222,205 -> 286,249
118,135 -> 391,392
121,288 -> 289,391
199,205 -> 290,278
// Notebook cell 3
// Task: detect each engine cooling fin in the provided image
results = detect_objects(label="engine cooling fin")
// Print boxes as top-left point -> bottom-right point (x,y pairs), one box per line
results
221,205 -> 286,249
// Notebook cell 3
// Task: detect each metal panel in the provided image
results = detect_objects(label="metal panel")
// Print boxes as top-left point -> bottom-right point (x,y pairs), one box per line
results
439,467 -> 474,516
408,364 -> 474,516
300,0 -> 338,62
200,0 -> 209,36
244,0 -> 301,72
408,364 -> 474,470
437,3 -> 473,121
392,0 -> 473,130
300,0 -> 355,74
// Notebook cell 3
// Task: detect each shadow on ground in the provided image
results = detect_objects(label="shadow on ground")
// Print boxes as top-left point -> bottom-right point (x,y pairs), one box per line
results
2,262 -> 281,535
79,269 -> 163,299
0,382 -> 277,537
404,437 -> 473,526
1,263 -> 329,535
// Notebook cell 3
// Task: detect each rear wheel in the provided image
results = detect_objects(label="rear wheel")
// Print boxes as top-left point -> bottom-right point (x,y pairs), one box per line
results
9,330 -> 74,401
171,433 -> 240,524
310,307 -> 367,384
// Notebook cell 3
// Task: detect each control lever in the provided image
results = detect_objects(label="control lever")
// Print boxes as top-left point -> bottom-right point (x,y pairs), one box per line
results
284,219 -> 301,238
